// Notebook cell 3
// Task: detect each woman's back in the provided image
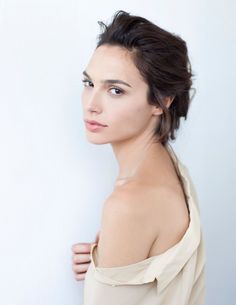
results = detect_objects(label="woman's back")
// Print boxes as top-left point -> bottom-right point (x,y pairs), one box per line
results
83,145 -> 206,305
99,144 -> 191,264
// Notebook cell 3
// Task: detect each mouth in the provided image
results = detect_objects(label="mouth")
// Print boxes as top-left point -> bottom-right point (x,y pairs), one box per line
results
84,120 -> 108,132
84,119 -> 107,127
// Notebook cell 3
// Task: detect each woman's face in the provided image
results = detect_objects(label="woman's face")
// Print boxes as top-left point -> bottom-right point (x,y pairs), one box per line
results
81,44 -> 160,144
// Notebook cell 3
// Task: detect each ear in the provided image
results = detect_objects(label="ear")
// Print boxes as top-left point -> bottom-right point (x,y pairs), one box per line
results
152,96 -> 175,115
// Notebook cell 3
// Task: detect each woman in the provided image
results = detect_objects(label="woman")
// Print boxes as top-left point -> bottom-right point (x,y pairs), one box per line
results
72,10 -> 206,305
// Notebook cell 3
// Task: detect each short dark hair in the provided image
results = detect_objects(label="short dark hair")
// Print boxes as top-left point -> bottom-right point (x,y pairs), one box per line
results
96,10 -> 196,146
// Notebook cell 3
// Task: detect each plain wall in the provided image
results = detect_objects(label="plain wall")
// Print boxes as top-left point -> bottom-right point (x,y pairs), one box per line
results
0,1 -> 235,304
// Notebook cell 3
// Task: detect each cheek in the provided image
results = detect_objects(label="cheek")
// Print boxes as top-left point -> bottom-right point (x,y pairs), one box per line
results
110,103 -> 150,134
81,93 -> 85,111
81,90 -> 87,106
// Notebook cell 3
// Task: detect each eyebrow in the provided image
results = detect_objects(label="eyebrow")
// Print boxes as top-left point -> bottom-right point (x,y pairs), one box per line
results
82,70 -> 132,88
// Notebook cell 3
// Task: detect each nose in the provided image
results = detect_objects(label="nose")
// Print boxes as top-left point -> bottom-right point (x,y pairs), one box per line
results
85,90 -> 102,114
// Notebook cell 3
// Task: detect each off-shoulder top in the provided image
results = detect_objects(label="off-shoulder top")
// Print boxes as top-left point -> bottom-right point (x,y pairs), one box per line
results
83,144 -> 206,305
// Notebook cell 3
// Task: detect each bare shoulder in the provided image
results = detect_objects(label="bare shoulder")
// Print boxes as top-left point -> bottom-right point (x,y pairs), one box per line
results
96,183 -> 159,267
96,181 -> 190,267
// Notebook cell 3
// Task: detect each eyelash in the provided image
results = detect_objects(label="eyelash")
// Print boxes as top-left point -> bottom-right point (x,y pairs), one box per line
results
81,78 -> 124,96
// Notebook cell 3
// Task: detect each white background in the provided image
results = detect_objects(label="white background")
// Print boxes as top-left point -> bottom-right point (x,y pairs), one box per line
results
0,1 -> 235,304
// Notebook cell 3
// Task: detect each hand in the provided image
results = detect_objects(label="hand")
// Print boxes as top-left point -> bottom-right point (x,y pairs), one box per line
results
71,231 -> 100,281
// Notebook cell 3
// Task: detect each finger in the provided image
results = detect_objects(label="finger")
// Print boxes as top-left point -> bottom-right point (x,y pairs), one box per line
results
71,243 -> 91,254
72,262 -> 90,274
74,272 -> 86,281
73,253 -> 91,264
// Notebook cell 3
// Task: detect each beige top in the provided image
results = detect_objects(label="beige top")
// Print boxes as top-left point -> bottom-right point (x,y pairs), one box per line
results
83,145 -> 206,305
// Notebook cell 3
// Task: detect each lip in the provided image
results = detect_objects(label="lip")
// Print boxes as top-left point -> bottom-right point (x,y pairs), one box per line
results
84,119 -> 107,127
85,121 -> 107,132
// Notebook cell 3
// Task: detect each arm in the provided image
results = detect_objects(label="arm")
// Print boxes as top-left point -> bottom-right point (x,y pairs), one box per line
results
95,191 -> 159,268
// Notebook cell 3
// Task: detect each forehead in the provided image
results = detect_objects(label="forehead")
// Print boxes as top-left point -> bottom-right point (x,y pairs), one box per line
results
85,45 -> 144,83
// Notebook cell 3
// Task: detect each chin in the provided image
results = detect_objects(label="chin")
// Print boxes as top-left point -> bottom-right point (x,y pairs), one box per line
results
85,135 -> 110,145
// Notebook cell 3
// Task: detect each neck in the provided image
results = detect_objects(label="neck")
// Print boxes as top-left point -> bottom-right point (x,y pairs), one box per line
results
111,131 -> 164,184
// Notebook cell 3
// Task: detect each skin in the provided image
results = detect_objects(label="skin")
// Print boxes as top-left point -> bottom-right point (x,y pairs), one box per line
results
81,44 -> 170,179
71,231 -> 100,281
71,44 -> 189,280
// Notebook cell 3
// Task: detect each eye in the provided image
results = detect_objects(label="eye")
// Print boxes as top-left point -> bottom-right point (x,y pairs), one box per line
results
109,87 -> 124,96
82,79 -> 91,87
82,79 -> 124,96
